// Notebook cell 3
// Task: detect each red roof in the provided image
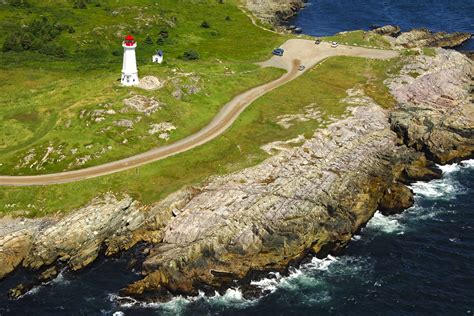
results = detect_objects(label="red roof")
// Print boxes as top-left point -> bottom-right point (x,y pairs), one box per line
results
125,35 -> 134,41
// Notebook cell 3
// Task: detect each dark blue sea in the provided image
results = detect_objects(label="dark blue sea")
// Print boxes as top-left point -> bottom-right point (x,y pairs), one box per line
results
1,1 -> 474,314
292,0 -> 474,51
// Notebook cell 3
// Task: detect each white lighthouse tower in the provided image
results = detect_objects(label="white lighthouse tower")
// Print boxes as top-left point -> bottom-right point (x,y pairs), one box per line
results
121,35 -> 139,86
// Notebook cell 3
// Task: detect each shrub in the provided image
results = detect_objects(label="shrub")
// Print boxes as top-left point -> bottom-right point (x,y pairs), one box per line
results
9,0 -> 31,7
182,50 -> 199,60
73,0 -> 88,9
156,36 -> 165,45
2,17 -> 71,57
200,21 -> 210,28
145,36 -> 153,45
159,30 -> 169,38
39,43 -> 66,57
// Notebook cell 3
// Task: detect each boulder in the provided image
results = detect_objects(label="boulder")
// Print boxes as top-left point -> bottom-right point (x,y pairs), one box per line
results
373,25 -> 401,37
379,183 -> 415,215
137,76 -> 163,91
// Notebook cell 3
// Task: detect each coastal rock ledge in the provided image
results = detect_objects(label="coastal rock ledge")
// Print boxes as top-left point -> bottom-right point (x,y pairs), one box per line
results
0,48 -> 473,300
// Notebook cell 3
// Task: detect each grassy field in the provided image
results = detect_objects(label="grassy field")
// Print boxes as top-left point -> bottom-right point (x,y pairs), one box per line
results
323,30 -> 391,49
0,0 -> 286,175
0,55 -> 401,217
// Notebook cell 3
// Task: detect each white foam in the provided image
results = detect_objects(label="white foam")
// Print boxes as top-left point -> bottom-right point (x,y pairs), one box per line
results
251,255 -> 338,295
438,163 -> 461,174
411,177 -> 460,199
460,159 -> 474,168
366,211 -> 405,234
410,159 -> 472,200
50,269 -> 70,285
111,286 -> 255,315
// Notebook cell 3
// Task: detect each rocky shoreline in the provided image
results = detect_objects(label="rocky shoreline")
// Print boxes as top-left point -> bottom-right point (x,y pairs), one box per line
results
0,40 -> 472,300
245,0 -> 307,30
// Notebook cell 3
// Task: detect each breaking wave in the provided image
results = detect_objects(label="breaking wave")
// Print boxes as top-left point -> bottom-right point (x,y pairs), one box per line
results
110,255 -> 371,315
365,211 -> 405,234
110,287 -> 257,316
410,159 -> 473,200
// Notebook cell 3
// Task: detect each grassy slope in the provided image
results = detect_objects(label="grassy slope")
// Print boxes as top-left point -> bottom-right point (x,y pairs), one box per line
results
0,0 -> 285,175
323,30 -> 391,49
0,55 -> 400,217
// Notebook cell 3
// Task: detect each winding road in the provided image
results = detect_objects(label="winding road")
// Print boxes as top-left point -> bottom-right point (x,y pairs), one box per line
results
0,40 -> 398,186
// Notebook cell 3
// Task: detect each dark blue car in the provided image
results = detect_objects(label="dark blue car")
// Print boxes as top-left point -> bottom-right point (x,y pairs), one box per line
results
272,48 -> 284,56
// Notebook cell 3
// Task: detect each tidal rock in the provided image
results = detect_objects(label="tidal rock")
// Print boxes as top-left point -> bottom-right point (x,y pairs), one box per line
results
400,153 -> 442,183
373,25 -> 401,37
379,183 -> 415,215
395,28 -> 472,48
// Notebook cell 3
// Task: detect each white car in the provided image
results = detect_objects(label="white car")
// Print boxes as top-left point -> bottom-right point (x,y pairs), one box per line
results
331,41 -> 338,48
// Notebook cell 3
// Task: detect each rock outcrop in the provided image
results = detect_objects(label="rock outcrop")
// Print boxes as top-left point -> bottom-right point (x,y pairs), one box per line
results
0,47 -> 472,301
394,28 -> 471,48
388,49 -> 474,163
245,0 -> 306,27
373,25 -> 401,37
379,183 -> 414,215
121,105 -> 420,298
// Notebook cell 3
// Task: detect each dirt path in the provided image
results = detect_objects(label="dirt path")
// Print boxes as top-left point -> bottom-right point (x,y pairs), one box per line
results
0,40 -> 399,186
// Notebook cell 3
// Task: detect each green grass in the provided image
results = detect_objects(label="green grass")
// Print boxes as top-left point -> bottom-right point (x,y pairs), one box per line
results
323,30 -> 391,49
0,0 -> 287,175
422,47 -> 437,57
0,56 -> 401,217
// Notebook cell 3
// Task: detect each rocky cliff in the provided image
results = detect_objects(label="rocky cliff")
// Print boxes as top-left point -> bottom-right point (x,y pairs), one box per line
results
0,48 -> 472,300
245,0 -> 306,27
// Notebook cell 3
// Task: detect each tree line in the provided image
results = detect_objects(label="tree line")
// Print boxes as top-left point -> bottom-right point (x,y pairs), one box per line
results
2,17 -> 74,57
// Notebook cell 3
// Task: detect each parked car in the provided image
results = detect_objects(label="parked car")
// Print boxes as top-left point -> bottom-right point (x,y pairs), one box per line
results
331,41 -> 338,48
298,65 -> 306,71
272,48 -> 284,56
315,38 -> 321,45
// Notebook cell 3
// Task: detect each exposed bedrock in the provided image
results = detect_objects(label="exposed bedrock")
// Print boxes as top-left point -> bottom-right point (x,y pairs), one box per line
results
120,105 -> 421,299
0,49 -> 472,300
388,49 -> 474,164
395,28 -> 472,49
245,0 -> 306,27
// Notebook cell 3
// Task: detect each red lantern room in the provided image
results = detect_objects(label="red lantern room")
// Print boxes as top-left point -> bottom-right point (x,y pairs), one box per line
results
124,35 -> 135,46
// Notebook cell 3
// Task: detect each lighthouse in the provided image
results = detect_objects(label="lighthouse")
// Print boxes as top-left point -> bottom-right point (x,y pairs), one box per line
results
121,35 -> 139,86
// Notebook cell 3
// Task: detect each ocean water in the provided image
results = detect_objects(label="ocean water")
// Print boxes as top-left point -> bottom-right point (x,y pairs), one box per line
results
1,160 -> 472,315
292,0 -> 474,51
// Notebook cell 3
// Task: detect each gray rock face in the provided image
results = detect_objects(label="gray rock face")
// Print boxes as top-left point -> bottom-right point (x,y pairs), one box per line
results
246,0 -> 306,27
388,49 -> 474,163
122,105 -> 419,297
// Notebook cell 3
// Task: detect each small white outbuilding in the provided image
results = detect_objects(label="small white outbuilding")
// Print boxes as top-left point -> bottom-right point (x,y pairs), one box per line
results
152,50 -> 164,64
